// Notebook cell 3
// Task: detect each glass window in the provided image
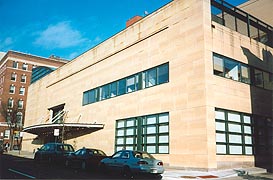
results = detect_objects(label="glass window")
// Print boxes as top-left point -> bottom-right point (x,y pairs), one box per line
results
224,59 -> 239,81
18,100 -> 23,109
126,76 -> 135,93
11,73 -> 16,81
216,144 -> 227,154
213,55 -> 224,76
146,68 -> 156,87
8,98 -> 14,108
22,63 -> 28,70
229,146 -> 242,154
100,84 -> 109,100
240,65 -> 250,84
215,111 -> 225,120
118,79 -> 126,96
21,75 -> 26,83
115,113 -> 169,154
158,64 -> 169,84
19,87 -> 25,95
88,90 -> 96,103
83,91 -> 89,105
216,133 -> 226,143
253,69 -> 263,88
110,82 -> 117,97
9,85 -> 15,94
12,61 -> 18,68
263,71 -> 273,90
228,112 -> 241,122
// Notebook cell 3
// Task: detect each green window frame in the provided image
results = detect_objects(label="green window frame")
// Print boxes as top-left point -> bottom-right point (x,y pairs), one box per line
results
215,108 -> 253,155
115,112 -> 169,154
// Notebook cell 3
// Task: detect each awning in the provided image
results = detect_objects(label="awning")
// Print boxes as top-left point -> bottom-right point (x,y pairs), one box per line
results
22,123 -> 104,140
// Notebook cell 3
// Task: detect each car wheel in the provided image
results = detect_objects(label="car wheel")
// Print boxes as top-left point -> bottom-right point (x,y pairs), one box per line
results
122,166 -> 133,179
81,161 -> 86,170
65,160 -> 70,167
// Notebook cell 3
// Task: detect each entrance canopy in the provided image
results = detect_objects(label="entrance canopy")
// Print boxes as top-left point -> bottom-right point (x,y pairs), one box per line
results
22,123 -> 104,140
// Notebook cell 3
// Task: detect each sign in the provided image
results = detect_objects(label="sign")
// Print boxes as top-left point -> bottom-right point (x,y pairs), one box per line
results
54,129 -> 59,136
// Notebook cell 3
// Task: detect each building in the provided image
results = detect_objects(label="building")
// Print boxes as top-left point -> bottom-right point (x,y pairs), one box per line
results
22,0 -> 273,171
0,51 -> 67,148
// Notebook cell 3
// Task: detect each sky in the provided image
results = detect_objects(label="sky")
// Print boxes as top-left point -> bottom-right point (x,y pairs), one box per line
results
0,0 -> 247,60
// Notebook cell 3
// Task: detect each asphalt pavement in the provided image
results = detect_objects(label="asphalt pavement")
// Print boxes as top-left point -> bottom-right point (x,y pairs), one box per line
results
4,150 -> 273,180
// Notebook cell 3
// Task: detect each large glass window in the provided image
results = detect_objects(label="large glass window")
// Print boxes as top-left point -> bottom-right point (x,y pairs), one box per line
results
224,60 -> 239,81
115,112 -> 169,154
215,108 -> 253,155
82,63 -> 169,106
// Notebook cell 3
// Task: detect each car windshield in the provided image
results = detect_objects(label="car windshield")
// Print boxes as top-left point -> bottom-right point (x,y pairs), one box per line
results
134,151 -> 154,159
62,145 -> 74,152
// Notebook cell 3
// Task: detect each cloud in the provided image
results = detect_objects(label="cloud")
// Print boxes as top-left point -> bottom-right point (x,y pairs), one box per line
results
0,37 -> 14,50
34,21 -> 87,49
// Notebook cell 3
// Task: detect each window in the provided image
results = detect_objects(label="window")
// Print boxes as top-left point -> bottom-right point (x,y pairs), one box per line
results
18,100 -> 24,109
213,55 -> 224,76
22,63 -> 28,70
8,98 -> 14,108
215,108 -> 253,155
240,65 -> 250,84
82,63 -> 169,106
11,73 -> 17,81
19,87 -> 25,95
115,112 -> 169,154
21,75 -> 26,83
253,69 -> 263,88
16,112 -> 23,126
12,61 -> 18,68
9,85 -> 15,94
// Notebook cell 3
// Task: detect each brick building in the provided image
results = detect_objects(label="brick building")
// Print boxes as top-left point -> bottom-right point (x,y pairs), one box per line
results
0,51 -> 67,148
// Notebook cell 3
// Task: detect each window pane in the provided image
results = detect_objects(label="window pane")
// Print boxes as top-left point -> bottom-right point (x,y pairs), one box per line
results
147,146 -> 156,154
126,128 -> 134,136
146,68 -> 156,87
159,146 -> 168,153
126,137 -> 134,144
243,115 -> 251,124
216,133 -> 226,143
110,82 -> 117,97
254,69 -> 263,88
135,74 -> 141,90
88,90 -> 95,103
216,122 -> 225,131
229,134 -> 242,144
213,55 -> 224,76
126,76 -> 135,93
117,129 -> 124,136
158,64 -> 169,84
216,144 -> 226,154
215,111 -> 225,120
159,135 -> 168,143
228,124 -> 241,133
147,126 -> 156,134
224,59 -> 239,81
100,85 -> 109,100
159,113 -> 169,123
147,116 -> 156,124
229,145 -> 242,154
228,112 -> 241,122
147,136 -> 156,143
117,121 -> 125,128
159,125 -> 168,133
263,72 -> 273,90
117,138 -> 124,145
126,119 -> 135,127
244,126 -> 252,134
241,65 -> 250,83
118,79 -> 126,95
244,136 -> 252,145
245,146 -> 253,155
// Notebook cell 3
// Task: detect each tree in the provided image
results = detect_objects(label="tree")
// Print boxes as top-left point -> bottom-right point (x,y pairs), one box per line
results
0,100 -> 23,150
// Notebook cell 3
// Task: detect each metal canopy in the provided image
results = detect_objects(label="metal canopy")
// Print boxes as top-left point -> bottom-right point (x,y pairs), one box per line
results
22,123 -> 104,140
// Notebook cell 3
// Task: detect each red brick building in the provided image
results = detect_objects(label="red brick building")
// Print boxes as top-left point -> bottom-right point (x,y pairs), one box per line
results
0,51 -> 67,149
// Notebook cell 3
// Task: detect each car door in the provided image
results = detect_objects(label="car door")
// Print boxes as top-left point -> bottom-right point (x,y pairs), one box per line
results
106,151 -> 123,171
113,151 -> 130,173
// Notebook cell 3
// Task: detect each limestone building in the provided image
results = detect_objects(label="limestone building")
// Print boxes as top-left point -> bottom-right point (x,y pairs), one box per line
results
22,0 -> 273,171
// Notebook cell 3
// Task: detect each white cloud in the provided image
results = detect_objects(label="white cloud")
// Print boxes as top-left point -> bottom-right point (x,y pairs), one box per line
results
34,21 -> 87,49
0,37 -> 13,50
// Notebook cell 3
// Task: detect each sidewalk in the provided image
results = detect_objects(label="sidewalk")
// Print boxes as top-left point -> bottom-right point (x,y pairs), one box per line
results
5,150 -> 272,179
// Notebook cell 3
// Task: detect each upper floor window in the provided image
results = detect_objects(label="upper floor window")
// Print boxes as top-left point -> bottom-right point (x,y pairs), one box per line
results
19,87 -> 25,95
8,98 -> 14,108
12,61 -> 18,69
16,112 -> 23,126
9,85 -> 15,94
22,63 -> 28,71
18,100 -> 24,109
21,75 -> 26,83
11,73 -> 17,81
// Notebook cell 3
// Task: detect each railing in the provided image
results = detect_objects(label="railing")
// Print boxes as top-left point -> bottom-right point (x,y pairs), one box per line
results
211,0 -> 273,48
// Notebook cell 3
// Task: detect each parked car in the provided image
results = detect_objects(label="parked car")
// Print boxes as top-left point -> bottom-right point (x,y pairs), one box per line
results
65,147 -> 108,170
34,142 -> 74,163
100,150 -> 164,178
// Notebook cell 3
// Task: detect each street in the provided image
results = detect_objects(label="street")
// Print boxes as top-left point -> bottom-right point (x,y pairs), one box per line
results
0,154 -> 163,179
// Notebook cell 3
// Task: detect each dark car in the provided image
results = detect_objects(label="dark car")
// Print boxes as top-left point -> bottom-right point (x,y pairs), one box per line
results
100,150 -> 164,178
65,148 -> 108,170
34,143 -> 74,163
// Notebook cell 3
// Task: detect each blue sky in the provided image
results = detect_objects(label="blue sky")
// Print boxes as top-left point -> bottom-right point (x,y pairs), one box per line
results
0,0 -> 247,60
